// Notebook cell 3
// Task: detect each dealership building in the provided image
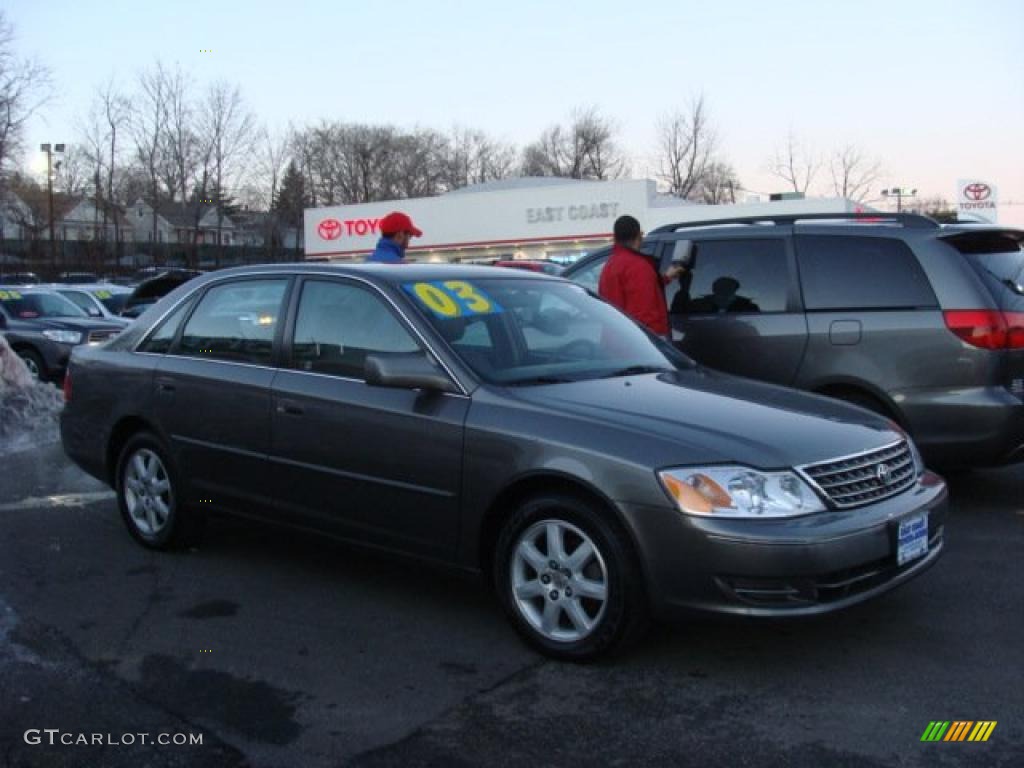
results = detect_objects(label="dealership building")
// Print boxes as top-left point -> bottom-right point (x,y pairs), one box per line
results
303,178 -> 862,263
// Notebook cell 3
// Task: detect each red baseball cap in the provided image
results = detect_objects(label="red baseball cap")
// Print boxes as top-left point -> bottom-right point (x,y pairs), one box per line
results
379,211 -> 422,237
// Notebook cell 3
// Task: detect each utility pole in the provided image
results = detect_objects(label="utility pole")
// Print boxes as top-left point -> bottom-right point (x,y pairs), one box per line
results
882,187 -> 917,213
40,143 -> 65,275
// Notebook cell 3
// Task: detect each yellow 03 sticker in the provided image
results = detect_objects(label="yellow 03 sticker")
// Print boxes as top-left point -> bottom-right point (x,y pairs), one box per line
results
412,282 -> 461,317
403,281 -> 502,318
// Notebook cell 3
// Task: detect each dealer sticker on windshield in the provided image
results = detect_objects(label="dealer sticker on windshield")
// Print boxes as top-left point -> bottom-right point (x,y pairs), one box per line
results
403,281 -> 503,318
0,290 -> 22,300
897,512 -> 929,566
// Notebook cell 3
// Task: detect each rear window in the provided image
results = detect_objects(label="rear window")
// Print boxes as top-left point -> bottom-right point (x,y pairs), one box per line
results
796,236 -> 937,311
942,232 -> 1024,311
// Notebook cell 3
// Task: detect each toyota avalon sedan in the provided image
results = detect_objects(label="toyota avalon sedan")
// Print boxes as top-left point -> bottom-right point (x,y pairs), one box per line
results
60,264 -> 947,660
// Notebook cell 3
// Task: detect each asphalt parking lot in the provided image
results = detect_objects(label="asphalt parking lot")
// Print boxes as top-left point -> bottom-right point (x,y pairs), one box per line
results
0,440 -> 1021,768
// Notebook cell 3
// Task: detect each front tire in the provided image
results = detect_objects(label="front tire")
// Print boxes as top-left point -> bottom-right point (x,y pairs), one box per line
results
494,493 -> 648,661
116,432 -> 203,550
17,348 -> 45,381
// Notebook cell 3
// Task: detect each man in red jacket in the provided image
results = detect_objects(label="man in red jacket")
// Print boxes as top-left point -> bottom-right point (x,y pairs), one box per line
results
598,215 -> 684,337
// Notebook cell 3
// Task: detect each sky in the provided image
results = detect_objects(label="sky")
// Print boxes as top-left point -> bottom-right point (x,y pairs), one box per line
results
7,0 -> 1024,224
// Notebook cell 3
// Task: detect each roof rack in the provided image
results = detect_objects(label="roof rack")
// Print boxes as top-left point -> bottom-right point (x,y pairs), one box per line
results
649,212 -> 940,235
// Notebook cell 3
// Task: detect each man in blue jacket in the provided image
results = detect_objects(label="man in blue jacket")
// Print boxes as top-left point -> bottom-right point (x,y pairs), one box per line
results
366,211 -> 423,263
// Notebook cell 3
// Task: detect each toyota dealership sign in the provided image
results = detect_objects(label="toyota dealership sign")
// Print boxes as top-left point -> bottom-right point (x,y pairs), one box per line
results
956,179 -> 998,223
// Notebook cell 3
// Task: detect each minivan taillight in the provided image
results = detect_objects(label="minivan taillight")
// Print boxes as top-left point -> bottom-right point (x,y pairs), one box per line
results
63,368 -> 72,402
943,310 -> 1024,350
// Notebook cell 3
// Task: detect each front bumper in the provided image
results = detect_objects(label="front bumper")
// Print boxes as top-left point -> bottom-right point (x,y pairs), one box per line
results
620,471 -> 948,619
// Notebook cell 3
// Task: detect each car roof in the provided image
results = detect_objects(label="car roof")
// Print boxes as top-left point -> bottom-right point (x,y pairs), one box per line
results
198,262 -> 562,286
49,282 -> 131,292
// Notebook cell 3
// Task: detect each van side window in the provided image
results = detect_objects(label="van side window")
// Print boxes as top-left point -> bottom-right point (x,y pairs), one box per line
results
796,236 -> 937,310
668,239 -> 788,315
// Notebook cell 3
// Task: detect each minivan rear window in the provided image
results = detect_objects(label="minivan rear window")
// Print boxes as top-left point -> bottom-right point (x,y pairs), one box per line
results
942,232 -> 1024,311
796,236 -> 938,311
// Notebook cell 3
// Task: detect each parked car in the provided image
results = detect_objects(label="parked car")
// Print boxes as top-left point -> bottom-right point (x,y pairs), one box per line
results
492,259 -> 565,276
0,271 -> 40,284
563,213 -> 1024,468
121,269 -> 203,319
0,287 -> 124,381
57,271 -> 100,284
61,264 -> 946,660
48,284 -> 133,326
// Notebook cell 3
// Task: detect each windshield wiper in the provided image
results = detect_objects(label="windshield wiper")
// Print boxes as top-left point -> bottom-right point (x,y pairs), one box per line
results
978,264 -> 1024,295
600,365 -> 674,378
505,375 -> 576,387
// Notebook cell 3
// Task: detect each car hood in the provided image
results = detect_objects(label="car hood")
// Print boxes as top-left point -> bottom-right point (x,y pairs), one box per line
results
507,369 -> 902,469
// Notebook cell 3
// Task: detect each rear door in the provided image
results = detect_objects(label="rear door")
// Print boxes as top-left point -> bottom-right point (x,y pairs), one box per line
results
662,235 -> 807,384
153,276 -> 290,512
793,234 -> 942,400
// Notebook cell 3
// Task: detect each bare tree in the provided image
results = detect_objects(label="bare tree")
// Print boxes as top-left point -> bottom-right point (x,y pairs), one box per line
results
0,12 -> 52,179
160,65 -> 198,206
199,81 -> 255,246
253,125 -> 291,211
131,61 -> 171,242
53,144 -> 89,196
522,107 -> 624,180
656,94 -> 716,199
443,127 -> 517,190
100,80 -> 130,245
829,144 -> 883,202
768,131 -> 819,194
694,161 -> 741,205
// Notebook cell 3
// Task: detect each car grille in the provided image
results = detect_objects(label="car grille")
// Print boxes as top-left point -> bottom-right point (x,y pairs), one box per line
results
798,439 -> 916,509
87,330 -> 118,344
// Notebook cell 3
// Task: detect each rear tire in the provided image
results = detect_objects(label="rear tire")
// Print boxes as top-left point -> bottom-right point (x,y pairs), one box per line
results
115,432 -> 204,550
494,493 -> 648,661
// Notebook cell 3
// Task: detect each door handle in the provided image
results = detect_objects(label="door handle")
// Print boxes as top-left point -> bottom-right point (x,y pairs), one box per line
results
276,400 -> 304,416
155,378 -> 176,394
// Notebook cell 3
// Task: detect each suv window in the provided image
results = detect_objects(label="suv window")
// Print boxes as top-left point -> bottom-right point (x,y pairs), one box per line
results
138,297 -> 196,354
176,279 -> 288,364
290,280 -> 420,379
668,238 -> 788,315
572,255 -> 608,293
796,236 -> 937,310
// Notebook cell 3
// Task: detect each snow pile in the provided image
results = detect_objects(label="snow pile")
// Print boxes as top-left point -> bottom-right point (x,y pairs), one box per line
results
0,335 -> 65,455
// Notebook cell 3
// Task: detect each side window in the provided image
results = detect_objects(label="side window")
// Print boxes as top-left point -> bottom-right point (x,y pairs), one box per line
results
176,279 -> 288,364
796,236 -> 937,310
138,297 -> 196,354
289,280 -> 420,379
570,255 -> 608,293
669,239 -> 788,315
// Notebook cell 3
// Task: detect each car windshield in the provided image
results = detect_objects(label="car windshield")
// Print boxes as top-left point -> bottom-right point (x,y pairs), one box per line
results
402,277 -> 687,385
0,290 -> 89,318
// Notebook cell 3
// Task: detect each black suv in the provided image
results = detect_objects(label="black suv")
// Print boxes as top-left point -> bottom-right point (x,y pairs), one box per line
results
0,288 -> 124,381
564,213 -> 1024,468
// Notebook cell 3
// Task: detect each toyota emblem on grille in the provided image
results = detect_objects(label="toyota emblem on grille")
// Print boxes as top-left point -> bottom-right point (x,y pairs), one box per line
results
876,463 -> 892,486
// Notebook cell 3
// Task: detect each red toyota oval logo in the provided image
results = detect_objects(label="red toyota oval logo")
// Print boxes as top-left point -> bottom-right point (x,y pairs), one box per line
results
318,219 -> 342,240
964,183 -> 991,202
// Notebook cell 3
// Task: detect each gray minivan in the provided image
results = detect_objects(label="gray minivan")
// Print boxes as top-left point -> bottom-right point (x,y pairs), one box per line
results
565,213 -> 1024,468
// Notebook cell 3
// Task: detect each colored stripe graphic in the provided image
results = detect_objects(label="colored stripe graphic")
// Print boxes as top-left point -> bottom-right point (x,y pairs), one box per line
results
921,721 -> 950,741
968,722 -> 997,742
922,721 -> 997,742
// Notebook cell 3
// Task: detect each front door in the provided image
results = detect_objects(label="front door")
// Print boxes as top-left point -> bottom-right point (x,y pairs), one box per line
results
269,277 -> 469,559
663,236 -> 808,385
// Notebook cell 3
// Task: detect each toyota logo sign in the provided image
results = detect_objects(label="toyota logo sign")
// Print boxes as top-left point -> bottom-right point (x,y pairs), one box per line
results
963,183 -> 991,202
876,463 -> 892,486
318,218 -> 342,240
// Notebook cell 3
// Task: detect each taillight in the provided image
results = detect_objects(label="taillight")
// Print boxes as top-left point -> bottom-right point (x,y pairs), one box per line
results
943,310 -> 1024,350
63,368 -> 72,402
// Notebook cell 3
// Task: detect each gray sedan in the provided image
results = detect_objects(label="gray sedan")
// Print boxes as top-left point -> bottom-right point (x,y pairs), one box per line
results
60,264 -> 947,660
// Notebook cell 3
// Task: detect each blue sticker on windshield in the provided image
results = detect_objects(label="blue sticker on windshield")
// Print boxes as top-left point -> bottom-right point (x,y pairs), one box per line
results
403,281 -> 503,318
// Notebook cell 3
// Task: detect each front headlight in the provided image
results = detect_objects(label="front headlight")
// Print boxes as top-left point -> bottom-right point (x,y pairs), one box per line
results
42,329 -> 82,344
907,437 -> 925,476
658,466 -> 826,518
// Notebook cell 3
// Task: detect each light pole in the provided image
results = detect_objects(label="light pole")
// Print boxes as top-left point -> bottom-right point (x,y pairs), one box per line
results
882,187 -> 917,213
40,143 -> 65,273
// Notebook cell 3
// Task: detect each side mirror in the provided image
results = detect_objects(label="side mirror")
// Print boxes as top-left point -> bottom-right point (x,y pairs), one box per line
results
364,353 -> 458,394
671,240 -> 695,269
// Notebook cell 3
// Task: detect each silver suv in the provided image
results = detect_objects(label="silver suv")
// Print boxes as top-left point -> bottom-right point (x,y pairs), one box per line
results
564,213 -> 1024,468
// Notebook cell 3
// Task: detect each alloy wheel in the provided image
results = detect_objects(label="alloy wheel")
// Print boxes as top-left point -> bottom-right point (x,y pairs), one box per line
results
123,448 -> 173,537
